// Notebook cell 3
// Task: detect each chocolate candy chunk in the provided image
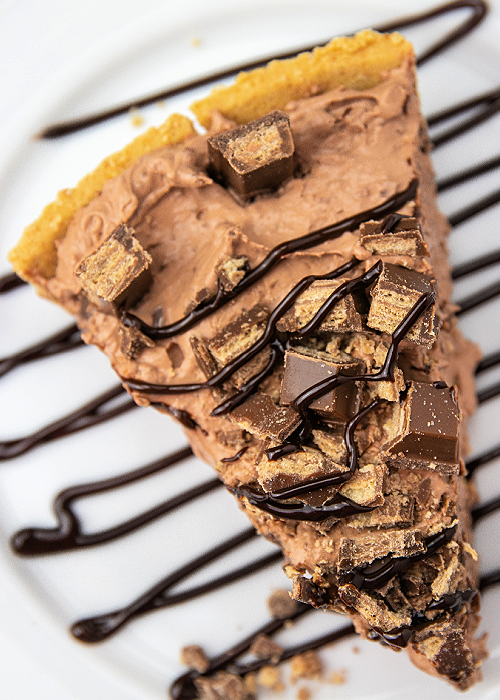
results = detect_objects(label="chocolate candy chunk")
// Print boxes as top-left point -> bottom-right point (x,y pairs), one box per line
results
338,528 -> 425,572
215,255 -> 249,291
411,620 -> 478,688
360,216 -> 429,257
194,671 -> 247,700
338,462 -> 386,507
249,634 -> 283,662
256,446 -> 349,501
367,262 -> 437,347
118,325 -> 154,360
293,576 -> 331,608
229,391 -> 301,442
207,304 -> 268,368
208,111 -> 294,199
338,584 -> 412,631
280,347 -> 364,423
348,493 -> 415,530
75,224 -> 152,309
277,278 -> 363,333
267,589 -> 298,619
191,304 -> 271,392
383,382 -> 460,474
180,644 -> 210,673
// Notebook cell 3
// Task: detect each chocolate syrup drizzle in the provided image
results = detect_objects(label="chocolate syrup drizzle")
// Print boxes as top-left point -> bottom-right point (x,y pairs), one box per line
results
0,384 -> 137,461
10,446 -> 224,555
231,399 -> 381,522
0,323 -> 82,378
0,271 -> 25,293
429,86 -> 500,148
341,524 -> 458,590
2,1 -> 500,696
121,182 -> 417,341
71,527 -> 282,643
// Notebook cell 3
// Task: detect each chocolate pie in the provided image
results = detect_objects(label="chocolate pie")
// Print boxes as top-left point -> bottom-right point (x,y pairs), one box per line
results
9,30 -> 486,688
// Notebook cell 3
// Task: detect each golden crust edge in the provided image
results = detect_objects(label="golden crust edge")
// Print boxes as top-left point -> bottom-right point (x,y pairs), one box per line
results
191,29 -> 414,127
9,29 -> 413,296
8,113 -> 196,292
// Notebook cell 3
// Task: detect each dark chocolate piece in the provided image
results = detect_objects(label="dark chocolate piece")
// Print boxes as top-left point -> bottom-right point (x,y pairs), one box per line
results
383,381 -> 460,473
75,224 -> 152,309
280,348 -> 363,423
367,262 -> 437,347
229,392 -> 301,442
208,111 -> 294,199
119,325 -> 154,360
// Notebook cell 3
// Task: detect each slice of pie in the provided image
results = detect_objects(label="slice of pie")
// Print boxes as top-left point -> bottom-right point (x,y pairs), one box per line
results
9,30 -> 486,688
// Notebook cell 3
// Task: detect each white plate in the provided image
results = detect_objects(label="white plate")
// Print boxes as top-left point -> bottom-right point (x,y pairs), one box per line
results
1,1 -> 500,699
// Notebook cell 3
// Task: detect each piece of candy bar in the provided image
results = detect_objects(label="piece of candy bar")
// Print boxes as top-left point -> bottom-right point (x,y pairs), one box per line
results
367,262 -> 437,346
191,305 -> 272,393
208,111 -> 294,199
360,216 -> 429,257
255,446 -> 350,500
280,347 -> 364,423
118,325 -> 154,360
229,392 -> 301,442
277,278 -> 363,333
75,224 -> 152,309
382,382 -> 460,474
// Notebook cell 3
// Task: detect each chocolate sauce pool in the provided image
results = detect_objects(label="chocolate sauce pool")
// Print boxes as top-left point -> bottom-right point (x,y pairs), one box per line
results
1,0 -> 500,696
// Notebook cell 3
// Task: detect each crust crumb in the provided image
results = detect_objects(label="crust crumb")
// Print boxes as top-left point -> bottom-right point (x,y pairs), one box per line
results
290,650 -> 323,682
180,644 -> 210,673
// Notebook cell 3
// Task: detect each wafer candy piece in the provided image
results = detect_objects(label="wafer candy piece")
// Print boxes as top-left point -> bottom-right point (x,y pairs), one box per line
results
208,110 -> 294,199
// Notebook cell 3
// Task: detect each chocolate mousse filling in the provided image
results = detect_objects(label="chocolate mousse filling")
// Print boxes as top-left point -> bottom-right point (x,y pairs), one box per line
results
9,30 -> 486,689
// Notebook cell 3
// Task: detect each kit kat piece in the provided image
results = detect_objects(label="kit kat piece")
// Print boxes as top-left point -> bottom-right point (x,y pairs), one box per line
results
277,278 -> 363,333
383,382 -> 460,474
367,262 -> 437,346
280,348 -> 364,423
208,111 -> 294,200
75,224 -> 152,310
229,392 -> 301,442
360,217 -> 429,257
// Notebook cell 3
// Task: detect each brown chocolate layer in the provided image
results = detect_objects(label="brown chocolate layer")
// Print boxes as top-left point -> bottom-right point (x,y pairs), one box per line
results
23,51 -> 484,689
